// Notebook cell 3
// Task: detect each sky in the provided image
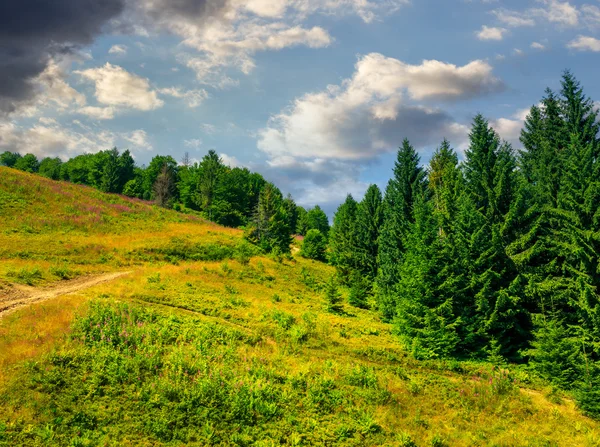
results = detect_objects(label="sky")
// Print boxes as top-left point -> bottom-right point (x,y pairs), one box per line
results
1,0 -> 600,215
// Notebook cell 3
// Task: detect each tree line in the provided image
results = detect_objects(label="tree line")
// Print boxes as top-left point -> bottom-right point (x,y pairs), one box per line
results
0,148 -> 332,254
322,71 -> 600,415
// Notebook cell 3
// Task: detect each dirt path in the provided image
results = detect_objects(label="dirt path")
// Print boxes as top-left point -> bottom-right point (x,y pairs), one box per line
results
0,272 -> 131,319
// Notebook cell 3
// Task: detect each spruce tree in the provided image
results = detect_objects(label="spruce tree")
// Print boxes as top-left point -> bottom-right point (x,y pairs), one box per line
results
329,194 -> 358,282
463,115 -> 527,359
300,229 -> 327,261
376,139 -> 426,320
306,205 -> 330,237
325,275 -> 343,314
355,184 -> 383,281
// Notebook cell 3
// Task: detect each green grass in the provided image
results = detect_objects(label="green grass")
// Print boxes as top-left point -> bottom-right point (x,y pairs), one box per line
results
0,167 -> 599,446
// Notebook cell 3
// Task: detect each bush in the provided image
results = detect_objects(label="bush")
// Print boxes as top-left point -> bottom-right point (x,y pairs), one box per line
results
577,384 -> 600,420
300,229 -> 327,261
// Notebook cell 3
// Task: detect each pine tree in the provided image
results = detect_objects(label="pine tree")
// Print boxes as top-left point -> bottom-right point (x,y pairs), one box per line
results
196,150 -> 225,220
300,229 -> 327,261
329,194 -> 359,282
463,115 -> 527,359
247,183 -> 292,254
355,184 -> 383,281
348,270 -> 369,309
306,205 -> 330,237
376,139 -> 426,320
325,275 -> 343,314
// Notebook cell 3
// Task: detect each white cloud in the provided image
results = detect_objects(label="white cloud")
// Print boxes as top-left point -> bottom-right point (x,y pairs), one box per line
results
490,118 -> 522,147
530,41 -> 545,50
531,0 -> 579,27
0,121 -> 115,160
566,35 -> 600,52
10,59 -> 86,118
123,129 -> 152,150
159,87 -> 209,107
581,4 -> 600,29
477,25 -> 507,41
184,138 -> 202,149
256,53 -> 502,204
220,152 -> 242,167
201,124 -> 217,134
108,44 -> 128,55
513,48 -> 524,55
78,106 -> 116,120
75,63 -> 164,111
130,0 -> 407,89
179,22 -> 332,88
491,8 -> 535,27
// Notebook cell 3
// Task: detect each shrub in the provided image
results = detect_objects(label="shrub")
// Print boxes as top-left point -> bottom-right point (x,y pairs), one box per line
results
300,229 -> 327,261
50,265 -> 77,280
7,267 -> 43,285
577,384 -> 600,420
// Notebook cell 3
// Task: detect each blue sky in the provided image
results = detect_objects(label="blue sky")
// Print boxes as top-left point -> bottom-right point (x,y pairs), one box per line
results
2,0 -> 600,214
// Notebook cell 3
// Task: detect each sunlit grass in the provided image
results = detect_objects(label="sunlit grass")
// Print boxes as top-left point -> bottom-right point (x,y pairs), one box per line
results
0,167 -> 599,446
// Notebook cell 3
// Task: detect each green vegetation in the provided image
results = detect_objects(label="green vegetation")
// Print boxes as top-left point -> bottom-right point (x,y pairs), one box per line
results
325,71 -> 600,417
1,71 -> 600,446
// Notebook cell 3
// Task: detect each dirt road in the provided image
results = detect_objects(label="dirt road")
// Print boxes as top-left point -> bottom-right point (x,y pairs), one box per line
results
0,272 -> 130,319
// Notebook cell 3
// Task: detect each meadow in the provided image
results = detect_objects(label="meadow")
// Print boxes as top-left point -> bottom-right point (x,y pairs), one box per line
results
1,167 -> 599,446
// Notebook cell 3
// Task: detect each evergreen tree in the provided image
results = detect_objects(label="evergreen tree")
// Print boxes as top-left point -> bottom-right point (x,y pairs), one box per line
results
328,194 -> 358,282
306,205 -> 330,237
300,229 -> 327,261
247,182 -> 292,254
376,139 -> 426,320
463,116 -> 528,359
348,270 -> 369,309
283,194 -> 299,235
324,275 -> 343,314
296,206 -> 308,235
355,184 -> 383,281
196,150 -> 225,220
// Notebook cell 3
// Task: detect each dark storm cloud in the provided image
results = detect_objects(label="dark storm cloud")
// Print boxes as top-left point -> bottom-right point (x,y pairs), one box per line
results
0,0 -> 125,113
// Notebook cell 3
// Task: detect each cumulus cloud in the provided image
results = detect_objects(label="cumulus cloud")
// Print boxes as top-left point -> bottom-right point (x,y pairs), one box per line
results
0,120 -> 116,159
220,152 -> 242,167
75,63 -> 164,111
0,0 -> 124,114
567,35 -> 600,52
530,41 -> 546,50
108,44 -> 128,55
179,22 -> 332,88
123,129 -> 152,150
477,26 -> 507,41
256,53 -> 503,205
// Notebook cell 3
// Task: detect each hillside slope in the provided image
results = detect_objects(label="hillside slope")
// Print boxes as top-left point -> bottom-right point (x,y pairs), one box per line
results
0,167 -> 598,446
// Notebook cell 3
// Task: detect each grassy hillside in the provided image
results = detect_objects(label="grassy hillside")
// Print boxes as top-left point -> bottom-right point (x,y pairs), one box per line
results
0,166 -> 599,446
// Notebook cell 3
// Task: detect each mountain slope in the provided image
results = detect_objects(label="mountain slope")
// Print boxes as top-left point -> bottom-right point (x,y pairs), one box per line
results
0,167 -> 598,446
